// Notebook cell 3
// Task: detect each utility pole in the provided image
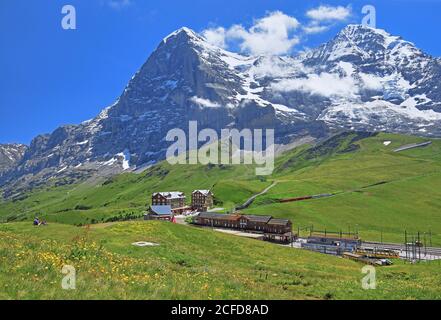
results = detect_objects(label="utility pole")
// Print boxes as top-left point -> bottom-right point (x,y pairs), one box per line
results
418,232 -> 421,261
424,232 -> 427,257
413,235 -> 418,260
412,235 -> 416,261
429,229 -> 432,247
405,230 -> 408,261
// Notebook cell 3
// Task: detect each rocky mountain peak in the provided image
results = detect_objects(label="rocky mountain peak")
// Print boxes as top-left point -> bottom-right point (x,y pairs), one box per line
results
339,24 -> 395,42
336,24 -> 424,58
1,24 -> 441,198
163,27 -> 203,44
157,26 -> 213,58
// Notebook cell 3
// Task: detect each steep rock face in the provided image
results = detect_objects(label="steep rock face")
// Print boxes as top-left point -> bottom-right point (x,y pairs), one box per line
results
92,28 -> 242,166
2,25 -> 441,195
0,144 -> 27,176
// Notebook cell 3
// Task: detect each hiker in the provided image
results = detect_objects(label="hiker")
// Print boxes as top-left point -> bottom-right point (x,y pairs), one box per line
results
33,217 -> 40,226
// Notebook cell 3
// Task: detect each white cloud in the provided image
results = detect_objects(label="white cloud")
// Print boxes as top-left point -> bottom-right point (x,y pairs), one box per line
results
302,24 -> 330,34
202,27 -> 227,48
251,56 -> 309,79
359,73 -> 383,91
272,72 -> 359,98
202,11 -> 301,55
306,5 -> 351,22
190,96 -> 221,108
201,8 -> 352,54
252,58 -> 293,78
271,68 -> 385,98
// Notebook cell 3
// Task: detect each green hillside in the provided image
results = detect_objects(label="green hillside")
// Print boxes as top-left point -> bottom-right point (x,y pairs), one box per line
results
0,162 -> 266,225
1,132 -> 441,300
1,221 -> 441,300
1,132 -> 440,245
245,132 -> 441,245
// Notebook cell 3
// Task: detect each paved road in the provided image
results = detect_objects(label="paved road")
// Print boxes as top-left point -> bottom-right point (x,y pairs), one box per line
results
174,214 -> 197,225
213,228 -> 264,239
393,141 -> 432,152
236,182 -> 278,210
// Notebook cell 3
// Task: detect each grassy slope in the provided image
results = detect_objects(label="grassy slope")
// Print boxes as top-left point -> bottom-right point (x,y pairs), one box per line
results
0,132 -> 440,244
1,221 -> 441,300
244,133 -> 441,245
0,162 -> 268,225
2,132 -> 441,300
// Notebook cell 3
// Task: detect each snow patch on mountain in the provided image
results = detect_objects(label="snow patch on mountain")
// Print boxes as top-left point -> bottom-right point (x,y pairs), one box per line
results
190,96 -> 221,108
320,99 -> 441,125
117,149 -> 131,170
76,140 -> 89,146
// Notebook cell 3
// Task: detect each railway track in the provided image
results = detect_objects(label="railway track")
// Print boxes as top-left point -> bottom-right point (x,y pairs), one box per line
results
362,241 -> 441,257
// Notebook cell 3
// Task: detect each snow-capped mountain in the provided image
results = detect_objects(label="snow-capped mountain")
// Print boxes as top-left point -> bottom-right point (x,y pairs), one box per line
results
1,24 -> 441,196
300,24 -> 441,133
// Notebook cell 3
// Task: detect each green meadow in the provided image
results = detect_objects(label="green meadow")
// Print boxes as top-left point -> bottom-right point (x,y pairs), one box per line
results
1,132 -> 441,299
1,221 -> 441,300
1,132 -> 440,244
245,133 -> 441,245
0,162 -> 265,225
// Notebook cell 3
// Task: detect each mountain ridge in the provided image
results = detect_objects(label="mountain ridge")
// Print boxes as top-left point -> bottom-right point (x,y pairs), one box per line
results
2,24 -> 441,197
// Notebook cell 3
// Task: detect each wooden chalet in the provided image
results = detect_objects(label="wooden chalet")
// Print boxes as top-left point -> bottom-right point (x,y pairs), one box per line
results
239,215 -> 273,232
193,212 -> 293,243
265,218 -> 292,234
151,192 -> 186,209
263,218 -> 292,242
194,212 -> 241,229
191,190 -> 214,211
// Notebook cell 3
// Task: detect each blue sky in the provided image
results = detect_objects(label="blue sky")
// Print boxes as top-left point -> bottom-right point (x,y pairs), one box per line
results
1,0 -> 440,144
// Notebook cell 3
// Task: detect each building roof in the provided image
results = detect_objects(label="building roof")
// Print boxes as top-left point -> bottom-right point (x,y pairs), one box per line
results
192,190 -> 212,196
242,215 -> 272,223
197,213 -> 275,223
197,212 -> 240,221
149,205 -> 172,216
267,218 -> 291,226
153,192 -> 186,199
308,235 -> 360,242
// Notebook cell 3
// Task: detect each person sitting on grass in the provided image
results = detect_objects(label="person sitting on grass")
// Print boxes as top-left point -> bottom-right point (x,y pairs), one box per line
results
33,217 -> 40,226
